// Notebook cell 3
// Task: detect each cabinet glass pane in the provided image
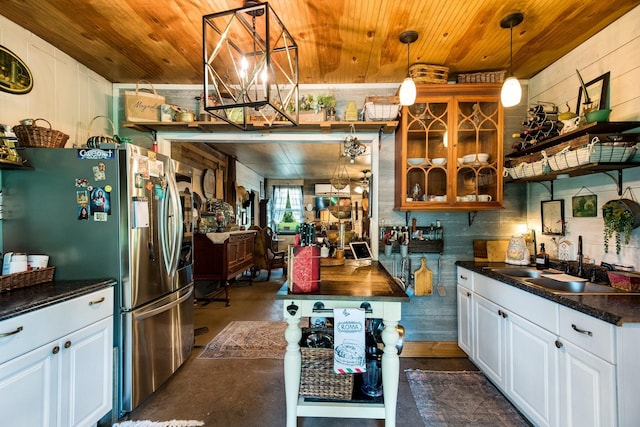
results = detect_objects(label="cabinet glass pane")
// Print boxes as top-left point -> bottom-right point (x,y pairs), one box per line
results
407,102 -> 448,161
456,166 -> 498,201
457,101 -> 499,165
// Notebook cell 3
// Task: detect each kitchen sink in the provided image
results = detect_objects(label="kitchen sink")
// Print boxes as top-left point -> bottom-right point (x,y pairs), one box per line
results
490,267 -> 549,278
525,277 -> 640,295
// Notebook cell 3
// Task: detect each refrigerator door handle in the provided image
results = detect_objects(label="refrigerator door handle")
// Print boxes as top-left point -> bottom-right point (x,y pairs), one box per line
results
134,285 -> 193,321
159,163 -> 182,277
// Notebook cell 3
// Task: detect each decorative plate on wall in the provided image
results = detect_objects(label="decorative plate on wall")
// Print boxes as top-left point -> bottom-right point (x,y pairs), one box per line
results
0,45 -> 33,94
202,168 -> 216,200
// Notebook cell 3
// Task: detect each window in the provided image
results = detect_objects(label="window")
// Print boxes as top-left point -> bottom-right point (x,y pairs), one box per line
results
271,185 -> 303,234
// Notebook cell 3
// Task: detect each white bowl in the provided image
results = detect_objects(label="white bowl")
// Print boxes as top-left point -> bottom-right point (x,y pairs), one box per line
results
477,153 -> 490,163
407,158 -> 423,165
457,157 -> 465,165
432,157 -> 447,166
463,153 -> 490,164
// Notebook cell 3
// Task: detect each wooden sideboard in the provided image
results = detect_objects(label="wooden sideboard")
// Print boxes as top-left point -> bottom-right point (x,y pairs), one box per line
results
193,230 -> 256,305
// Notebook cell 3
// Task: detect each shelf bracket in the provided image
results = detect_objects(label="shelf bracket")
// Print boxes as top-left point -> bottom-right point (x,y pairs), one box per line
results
602,170 -> 624,196
535,181 -> 554,199
468,211 -> 478,226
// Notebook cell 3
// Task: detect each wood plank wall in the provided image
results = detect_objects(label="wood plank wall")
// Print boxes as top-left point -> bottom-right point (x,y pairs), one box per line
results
528,5 -> 640,269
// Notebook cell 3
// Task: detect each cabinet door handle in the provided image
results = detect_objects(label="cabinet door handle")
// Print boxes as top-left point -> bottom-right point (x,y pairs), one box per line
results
52,345 -> 60,354
0,326 -> 23,338
460,275 -> 468,280
571,324 -> 593,336
555,339 -> 563,349
89,296 -> 106,306
466,291 -> 471,297
64,340 -> 72,349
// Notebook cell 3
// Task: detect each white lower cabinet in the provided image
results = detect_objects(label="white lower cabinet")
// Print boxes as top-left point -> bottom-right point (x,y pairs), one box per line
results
456,284 -> 473,355
0,287 -> 113,427
556,306 -> 616,427
457,267 -> 628,427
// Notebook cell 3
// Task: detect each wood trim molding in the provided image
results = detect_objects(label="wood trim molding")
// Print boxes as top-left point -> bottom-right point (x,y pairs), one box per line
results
400,341 -> 467,358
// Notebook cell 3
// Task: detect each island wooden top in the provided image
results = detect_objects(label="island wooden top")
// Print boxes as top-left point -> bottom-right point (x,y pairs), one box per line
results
276,261 -> 409,302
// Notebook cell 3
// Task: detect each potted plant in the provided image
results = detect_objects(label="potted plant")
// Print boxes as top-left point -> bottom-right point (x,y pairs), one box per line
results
602,199 -> 640,254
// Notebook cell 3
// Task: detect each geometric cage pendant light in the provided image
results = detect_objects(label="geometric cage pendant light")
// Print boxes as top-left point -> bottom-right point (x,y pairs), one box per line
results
399,30 -> 418,106
203,1 -> 299,130
500,12 -> 523,108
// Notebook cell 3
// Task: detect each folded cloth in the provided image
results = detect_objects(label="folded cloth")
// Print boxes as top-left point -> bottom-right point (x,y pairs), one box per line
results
333,308 -> 366,374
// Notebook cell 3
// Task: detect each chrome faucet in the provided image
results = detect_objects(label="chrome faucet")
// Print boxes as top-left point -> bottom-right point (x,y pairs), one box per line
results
577,235 -> 584,278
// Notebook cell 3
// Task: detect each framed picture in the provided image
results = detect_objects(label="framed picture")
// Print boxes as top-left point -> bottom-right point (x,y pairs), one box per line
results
541,200 -> 565,235
572,194 -> 598,217
576,71 -> 610,115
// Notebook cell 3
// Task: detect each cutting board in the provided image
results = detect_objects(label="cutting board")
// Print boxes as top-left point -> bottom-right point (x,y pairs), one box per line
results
474,239 -> 510,262
414,257 -> 433,296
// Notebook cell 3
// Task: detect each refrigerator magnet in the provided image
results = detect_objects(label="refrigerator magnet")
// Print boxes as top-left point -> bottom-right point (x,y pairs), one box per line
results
78,205 -> 89,220
154,183 -> 165,200
90,187 -> 111,214
76,190 -> 88,204
93,162 -> 106,181
93,212 -> 108,222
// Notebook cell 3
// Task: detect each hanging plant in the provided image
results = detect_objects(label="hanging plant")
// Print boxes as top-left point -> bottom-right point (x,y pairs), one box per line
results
602,199 -> 640,254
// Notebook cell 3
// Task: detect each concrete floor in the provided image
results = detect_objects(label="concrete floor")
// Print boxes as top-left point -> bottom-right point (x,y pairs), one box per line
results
119,270 -> 477,426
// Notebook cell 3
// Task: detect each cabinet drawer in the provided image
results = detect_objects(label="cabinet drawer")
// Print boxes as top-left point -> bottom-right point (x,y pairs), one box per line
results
457,267 -> 473,290
0,287 -> 113,365
559,306 -> 615,363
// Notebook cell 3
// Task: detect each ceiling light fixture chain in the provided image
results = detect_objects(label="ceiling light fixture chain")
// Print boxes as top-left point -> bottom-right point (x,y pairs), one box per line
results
331,143 -> 350,190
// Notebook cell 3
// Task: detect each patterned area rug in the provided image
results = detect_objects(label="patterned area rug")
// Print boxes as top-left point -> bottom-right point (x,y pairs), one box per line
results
406,370 -> 531,427
198,320 -> 287,359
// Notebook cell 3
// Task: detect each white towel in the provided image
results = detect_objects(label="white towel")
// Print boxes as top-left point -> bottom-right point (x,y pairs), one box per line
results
333,308 -> 366,374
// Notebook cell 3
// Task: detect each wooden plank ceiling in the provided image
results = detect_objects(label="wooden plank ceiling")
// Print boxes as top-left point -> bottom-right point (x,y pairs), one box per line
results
2,0 -> 636,84
2,0 -> 637,180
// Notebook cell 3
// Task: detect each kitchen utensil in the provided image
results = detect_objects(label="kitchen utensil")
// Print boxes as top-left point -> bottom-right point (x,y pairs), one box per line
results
414,257 -> 433,295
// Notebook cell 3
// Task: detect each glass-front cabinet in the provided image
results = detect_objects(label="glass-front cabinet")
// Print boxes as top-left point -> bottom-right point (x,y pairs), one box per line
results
395,84 -> 503,211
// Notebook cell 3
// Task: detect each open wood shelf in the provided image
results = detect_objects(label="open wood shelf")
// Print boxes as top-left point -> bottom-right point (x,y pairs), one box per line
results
122,120 -> 398,134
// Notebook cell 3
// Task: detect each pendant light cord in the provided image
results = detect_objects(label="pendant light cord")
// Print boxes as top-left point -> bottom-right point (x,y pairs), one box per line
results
509,24 -> 514,76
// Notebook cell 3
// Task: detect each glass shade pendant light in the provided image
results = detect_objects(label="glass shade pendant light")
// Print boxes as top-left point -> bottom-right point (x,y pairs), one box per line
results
500,13 -> 523,108
399,30 -> 418,106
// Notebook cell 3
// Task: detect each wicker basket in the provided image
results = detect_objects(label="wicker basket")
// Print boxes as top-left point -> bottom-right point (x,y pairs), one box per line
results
457,70 -> 506,84
12,119 -> 69,148
409,63 -> 449,84
0,267 -> 55,293
86,115 -> 120,148
300,347 -> 354,400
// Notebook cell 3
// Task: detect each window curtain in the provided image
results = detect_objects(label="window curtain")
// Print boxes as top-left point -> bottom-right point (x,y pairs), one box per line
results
271,185 -> 304,230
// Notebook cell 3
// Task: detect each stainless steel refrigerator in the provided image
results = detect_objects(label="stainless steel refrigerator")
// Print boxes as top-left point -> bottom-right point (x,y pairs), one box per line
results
2,144 -> 194,416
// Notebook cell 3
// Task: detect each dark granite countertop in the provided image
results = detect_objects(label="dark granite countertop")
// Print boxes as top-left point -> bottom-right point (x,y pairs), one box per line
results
456,261 -> 640,326
0,279 -> 116,322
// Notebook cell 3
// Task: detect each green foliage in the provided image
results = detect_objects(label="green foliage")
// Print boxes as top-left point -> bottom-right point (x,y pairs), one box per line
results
602,201 -> 634,254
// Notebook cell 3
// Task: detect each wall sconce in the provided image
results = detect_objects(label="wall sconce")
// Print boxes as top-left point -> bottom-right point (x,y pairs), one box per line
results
500,13 -> 523,108
203,1 -> 299,130
399,30 -> 418,106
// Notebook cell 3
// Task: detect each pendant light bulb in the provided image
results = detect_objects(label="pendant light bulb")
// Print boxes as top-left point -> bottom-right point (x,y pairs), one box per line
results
399,77 -> 417,106
399,30 -> 418,106
501,76 -> 522,107
500,13 -> 523,108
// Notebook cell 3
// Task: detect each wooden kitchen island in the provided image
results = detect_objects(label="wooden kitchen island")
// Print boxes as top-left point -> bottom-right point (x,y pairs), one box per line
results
275,260 -> 409,427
